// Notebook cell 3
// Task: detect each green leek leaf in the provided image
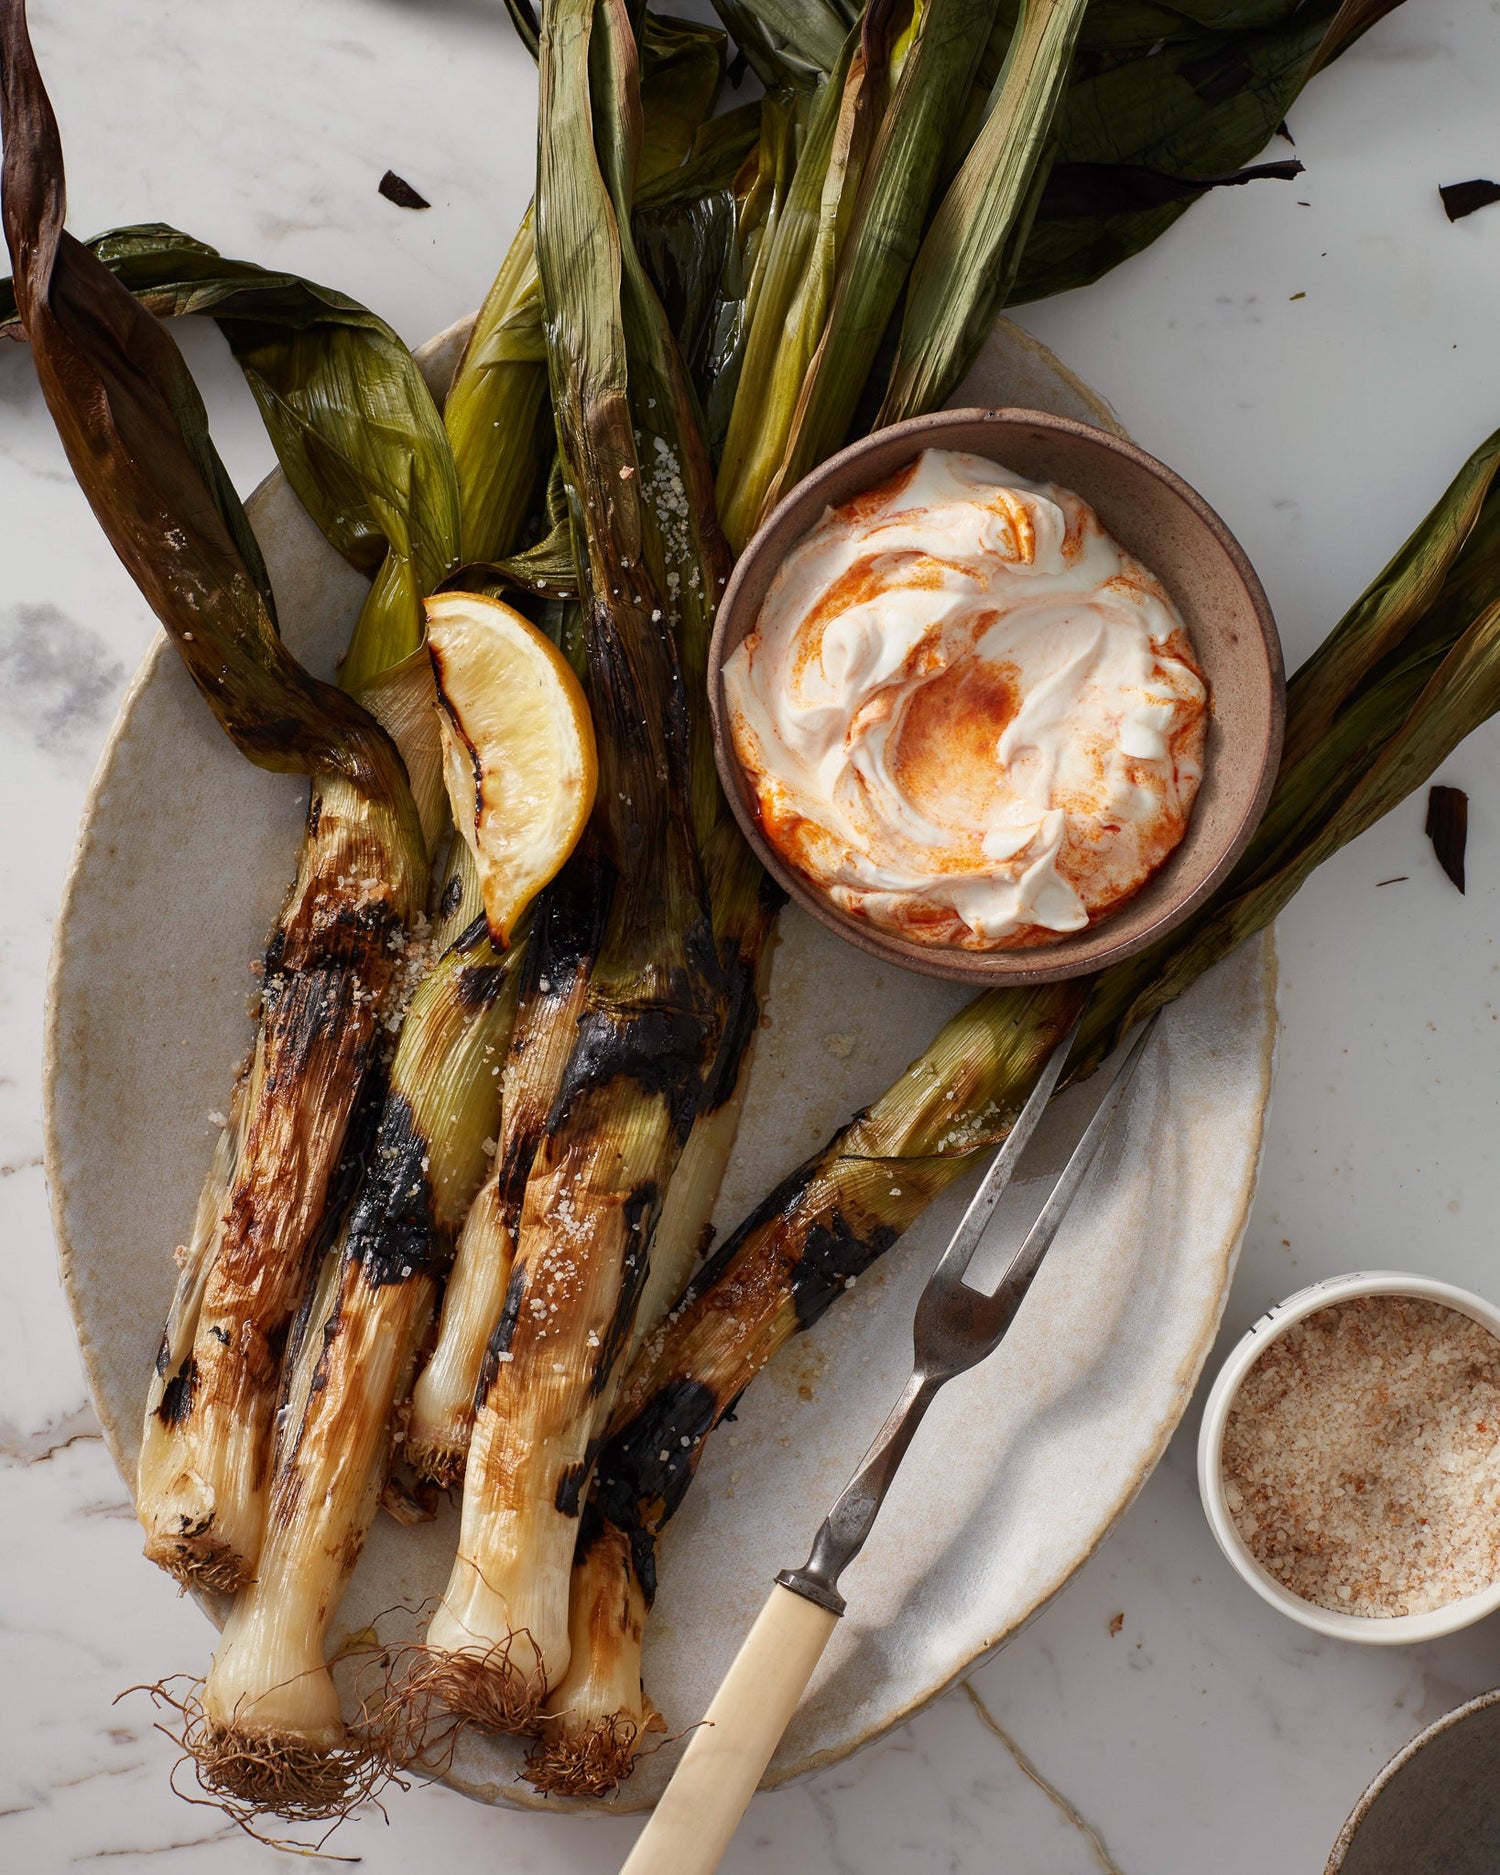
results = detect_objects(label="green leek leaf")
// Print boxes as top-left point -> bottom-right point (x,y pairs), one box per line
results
711,0 -> 848,85
880,0 -> 1090,425
0,8 -> 412,807
0,219 -> 460,689
1008,0 -> 1404,305
773,0 -> 1005,501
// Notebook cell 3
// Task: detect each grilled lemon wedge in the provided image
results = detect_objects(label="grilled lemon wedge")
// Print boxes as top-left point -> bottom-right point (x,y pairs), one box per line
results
426,591 -> 597,943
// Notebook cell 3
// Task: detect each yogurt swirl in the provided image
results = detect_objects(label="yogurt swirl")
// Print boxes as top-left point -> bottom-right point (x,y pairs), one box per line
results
724,449 -> 1208,949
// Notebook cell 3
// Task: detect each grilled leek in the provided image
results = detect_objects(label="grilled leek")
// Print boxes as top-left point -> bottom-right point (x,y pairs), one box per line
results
413,0 -> 727,1731
0,5 -> 431,1595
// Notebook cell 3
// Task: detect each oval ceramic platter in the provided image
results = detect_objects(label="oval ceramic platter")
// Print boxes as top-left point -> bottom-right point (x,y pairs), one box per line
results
45,315 -> 1277,1813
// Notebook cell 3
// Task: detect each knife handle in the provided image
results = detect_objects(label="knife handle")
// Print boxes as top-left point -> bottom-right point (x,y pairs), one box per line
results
620,1584 -> 840,1875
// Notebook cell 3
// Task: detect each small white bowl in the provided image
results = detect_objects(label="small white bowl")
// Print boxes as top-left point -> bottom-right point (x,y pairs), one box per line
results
1198,1270 -> 1500,1644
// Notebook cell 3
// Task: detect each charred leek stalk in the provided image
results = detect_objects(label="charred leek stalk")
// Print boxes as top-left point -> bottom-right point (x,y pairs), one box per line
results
413,0 -> 727,1732
195,916 -> 526,1810
406,847 -> 610,1483
135,777 -> 425,1593
528,424 -> 1500,1792
401,9 -> 749,1491
0,1 -> 429,1595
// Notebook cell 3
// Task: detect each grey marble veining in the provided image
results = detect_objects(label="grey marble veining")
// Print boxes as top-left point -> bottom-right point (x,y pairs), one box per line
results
4,1 -> 1500,1869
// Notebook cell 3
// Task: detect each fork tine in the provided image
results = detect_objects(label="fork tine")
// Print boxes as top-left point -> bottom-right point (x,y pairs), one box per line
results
975,1008 -> 1162,1309
931,1010 -> 1083,1287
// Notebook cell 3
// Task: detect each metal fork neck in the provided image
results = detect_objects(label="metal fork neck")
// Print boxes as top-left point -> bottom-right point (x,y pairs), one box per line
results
777,1368 -> 942,1616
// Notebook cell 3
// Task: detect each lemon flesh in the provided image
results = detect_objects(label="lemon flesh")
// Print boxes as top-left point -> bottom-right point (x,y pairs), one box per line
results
426,592 -> 597,943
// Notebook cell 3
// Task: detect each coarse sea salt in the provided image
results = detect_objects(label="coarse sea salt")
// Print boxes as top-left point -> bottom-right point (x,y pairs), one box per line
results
1222,1294 -> 1500,1618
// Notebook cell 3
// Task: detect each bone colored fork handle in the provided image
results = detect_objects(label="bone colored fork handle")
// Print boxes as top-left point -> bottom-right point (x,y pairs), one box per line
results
620,1584 -> 840,1875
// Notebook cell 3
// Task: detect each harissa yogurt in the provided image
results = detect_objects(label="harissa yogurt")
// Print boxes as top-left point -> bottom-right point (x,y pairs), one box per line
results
723,448 -> 1209,949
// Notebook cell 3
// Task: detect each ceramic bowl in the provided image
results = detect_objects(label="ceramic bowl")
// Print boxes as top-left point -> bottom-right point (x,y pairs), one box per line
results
707,407 -> 1285,985
1326,1689 -> 1500,1874
1198,1270 -> 1500,1643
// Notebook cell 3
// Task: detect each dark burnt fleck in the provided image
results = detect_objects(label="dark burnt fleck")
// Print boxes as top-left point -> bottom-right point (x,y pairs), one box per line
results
1426,785 -> 1468,892
208,1324 -> 230,1346
346,1091 -> 436,1287
378,169 -> 431,210
1441,179 -> 1500,223
154,1329 -> 171,1379
438,874 -> 465,921
156,1355 -> 198,1427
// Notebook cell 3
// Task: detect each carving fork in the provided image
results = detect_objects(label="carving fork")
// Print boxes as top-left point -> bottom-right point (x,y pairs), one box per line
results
621,1010 -> 1161,1875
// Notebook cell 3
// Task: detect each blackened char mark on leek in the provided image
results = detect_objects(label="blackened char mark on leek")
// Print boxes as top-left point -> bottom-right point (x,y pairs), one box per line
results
589,1377 -> 721,1602
453,954 -> 515,1013
262,888 -> 401,987
549,992 -> 721,1143
555,1461 -> 589,1517
258,964 -> 376,1069
677,1143 -> 894,1332
520,848 -> 613,996
700,876 -> 786,1116
589,1184 -> 659,1399
494,848 -> 612,1214
309,1052 -> 391,1267
348,1091 -> 438,1289
270,1044 -> 394,1417
477,1262 -> 528,1402
215,965 -> 388,1309
788,1211 -> 900,1330
155,1357 -> 198,1428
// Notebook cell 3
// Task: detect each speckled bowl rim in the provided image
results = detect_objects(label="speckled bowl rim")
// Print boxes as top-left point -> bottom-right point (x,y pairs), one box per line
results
40,313 -> 1282,1815
707,405 -> 1286,987
1198,1270 -> 1500,1644
1324,1686 -> 1500,1873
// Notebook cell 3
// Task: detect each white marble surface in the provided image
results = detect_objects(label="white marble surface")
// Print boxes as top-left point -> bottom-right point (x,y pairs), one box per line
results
4,2 -> 1500,1869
